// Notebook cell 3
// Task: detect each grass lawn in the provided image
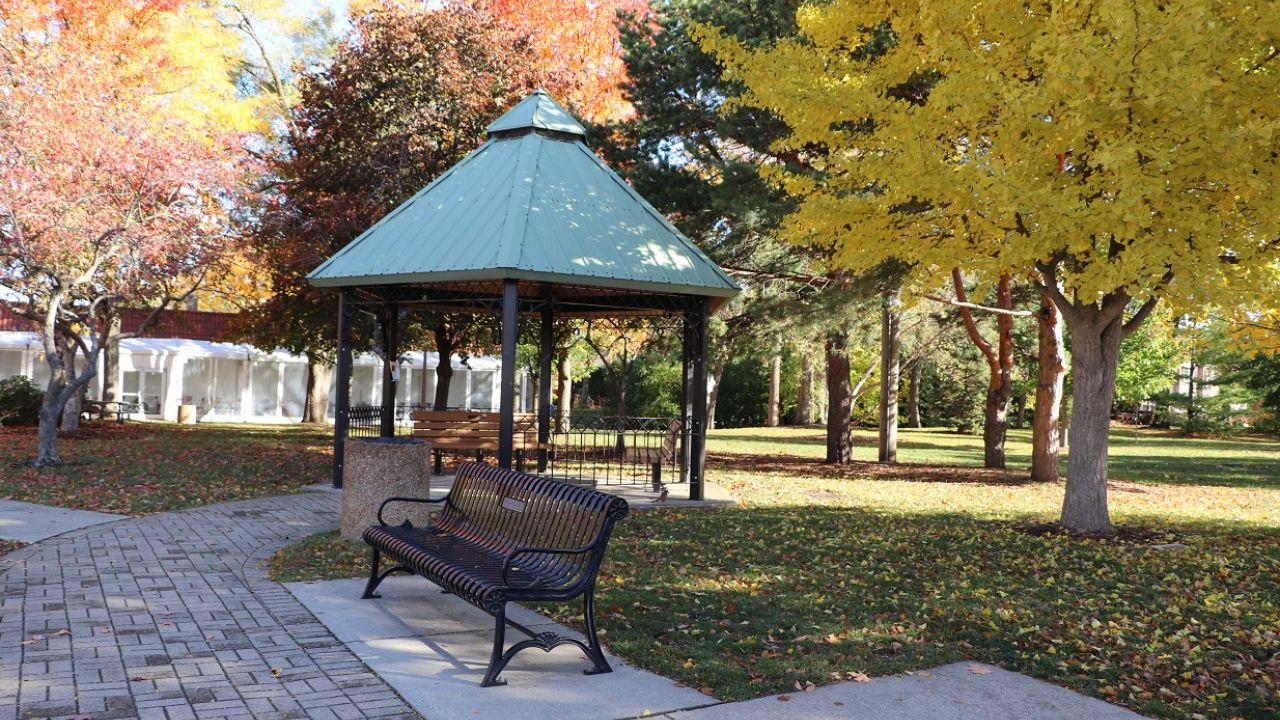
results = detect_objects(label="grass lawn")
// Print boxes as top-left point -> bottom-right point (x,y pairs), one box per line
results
0,421 -> 332,515
270,424 -> 1280,720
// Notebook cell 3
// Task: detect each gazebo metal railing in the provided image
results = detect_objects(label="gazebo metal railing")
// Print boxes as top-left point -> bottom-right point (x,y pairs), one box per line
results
348,404 -> 683,487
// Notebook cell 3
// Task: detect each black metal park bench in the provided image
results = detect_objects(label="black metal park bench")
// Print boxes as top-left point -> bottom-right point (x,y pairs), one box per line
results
360,461 -> 630,687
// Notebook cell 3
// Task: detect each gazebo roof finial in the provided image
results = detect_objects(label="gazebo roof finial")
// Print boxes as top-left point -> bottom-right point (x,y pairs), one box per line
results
486,90 -> 587,137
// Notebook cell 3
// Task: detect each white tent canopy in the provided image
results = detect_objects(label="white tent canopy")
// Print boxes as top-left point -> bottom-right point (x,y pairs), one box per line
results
0,330 -> 526,423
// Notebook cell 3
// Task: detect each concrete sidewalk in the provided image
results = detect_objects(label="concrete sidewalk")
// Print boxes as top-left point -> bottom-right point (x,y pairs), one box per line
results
289,576 -> 1149,720
665,662 -> 1146,719
0,498 -> 124,542
288,576 -> 717,720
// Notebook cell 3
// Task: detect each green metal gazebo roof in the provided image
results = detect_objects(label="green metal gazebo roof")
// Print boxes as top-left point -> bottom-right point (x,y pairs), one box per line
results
307,91 -> 740,304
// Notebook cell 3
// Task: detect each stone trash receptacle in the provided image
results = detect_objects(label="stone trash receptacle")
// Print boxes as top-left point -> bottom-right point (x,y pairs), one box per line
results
340,437 -> 434,541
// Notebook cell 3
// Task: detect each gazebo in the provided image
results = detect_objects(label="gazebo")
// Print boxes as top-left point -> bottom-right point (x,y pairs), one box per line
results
307,91 -> 739,500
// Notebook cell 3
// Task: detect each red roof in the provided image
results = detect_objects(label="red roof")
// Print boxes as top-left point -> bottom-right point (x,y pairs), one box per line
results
0,305 -> 238,342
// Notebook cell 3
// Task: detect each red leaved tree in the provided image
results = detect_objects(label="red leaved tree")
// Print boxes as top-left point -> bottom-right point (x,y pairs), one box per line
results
477,0 -> 649,122
0,0 -> 252,465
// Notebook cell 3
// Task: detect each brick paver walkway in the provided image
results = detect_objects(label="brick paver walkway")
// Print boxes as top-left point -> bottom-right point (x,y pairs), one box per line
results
0,492 -> 421,720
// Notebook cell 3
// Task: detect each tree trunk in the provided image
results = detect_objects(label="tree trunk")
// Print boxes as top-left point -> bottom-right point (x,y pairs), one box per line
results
826,330 -> 853,464
555,348 -> 571,432
35,331 -> 72,465
1185,360 -> 1198,427
433,325 -> 455,411
707,355 -> 726,430
953,270 -> 1015,469
795,352 -> 812,425
1032,298 -> 1065,482
1059,309 -> 1125,534
907,360 -> 922,428
767,341 -> 781,427
1059,383 -> 1071,448
58,334 -> 81,432
878,290 -> 901,463
36,389 -> 64,465
102,316 -> 120,402
616,366 -> 628,419
981,378 -> 1013,468
305,361 -> 332,424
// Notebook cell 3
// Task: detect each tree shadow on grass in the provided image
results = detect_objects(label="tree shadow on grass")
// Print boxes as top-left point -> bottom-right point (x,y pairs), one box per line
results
706,452 -> 1041,486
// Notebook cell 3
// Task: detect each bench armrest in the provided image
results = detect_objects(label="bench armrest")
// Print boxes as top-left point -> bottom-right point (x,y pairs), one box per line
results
376,495 -> 447,526
501,543 -> 597,588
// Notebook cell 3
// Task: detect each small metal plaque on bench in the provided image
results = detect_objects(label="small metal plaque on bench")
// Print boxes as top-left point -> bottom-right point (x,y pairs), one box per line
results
501,497 -> 527,513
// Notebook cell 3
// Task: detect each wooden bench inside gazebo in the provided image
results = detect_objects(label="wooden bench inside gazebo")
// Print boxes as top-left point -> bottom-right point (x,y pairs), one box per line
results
307,90 -> 740,500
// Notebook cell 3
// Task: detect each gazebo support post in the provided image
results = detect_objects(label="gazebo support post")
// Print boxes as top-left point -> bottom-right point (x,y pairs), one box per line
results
379,302 -> 398,438
685,297 -> 710,501
498,279 -> 519,469
679,305 -> 693,486
537,286 -> 554,472
333,289 -> 354,488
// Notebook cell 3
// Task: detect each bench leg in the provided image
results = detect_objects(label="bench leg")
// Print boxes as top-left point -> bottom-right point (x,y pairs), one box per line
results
361,548 -> 409,600
434,449 -> 443,475
361,548 -> 385,599
581,589 -> 613,676
481,605 -> 509,687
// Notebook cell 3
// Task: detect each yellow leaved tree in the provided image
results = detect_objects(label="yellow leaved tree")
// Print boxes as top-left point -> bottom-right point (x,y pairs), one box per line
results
698,1 -> 1280,533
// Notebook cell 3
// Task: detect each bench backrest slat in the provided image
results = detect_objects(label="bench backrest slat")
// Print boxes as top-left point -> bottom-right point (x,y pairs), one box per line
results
438,462 -> 625,589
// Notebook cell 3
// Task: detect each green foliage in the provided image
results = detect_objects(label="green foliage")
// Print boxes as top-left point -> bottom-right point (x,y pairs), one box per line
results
1115,318 -> 1181,409
716,355 -> 771,428
608,0 -> 801,265
0,376 -> 41,426
627,356 -> 683,418
1231,353 -> 1280,430
585,353 -> 683,418
918,356 -> 984,434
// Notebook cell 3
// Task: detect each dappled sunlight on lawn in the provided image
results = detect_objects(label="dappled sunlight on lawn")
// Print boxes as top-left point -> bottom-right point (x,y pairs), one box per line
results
705,426 -> 1280,528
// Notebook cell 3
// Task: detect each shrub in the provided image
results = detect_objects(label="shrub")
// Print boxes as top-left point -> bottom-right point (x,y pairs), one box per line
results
0,376 -> 42,426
